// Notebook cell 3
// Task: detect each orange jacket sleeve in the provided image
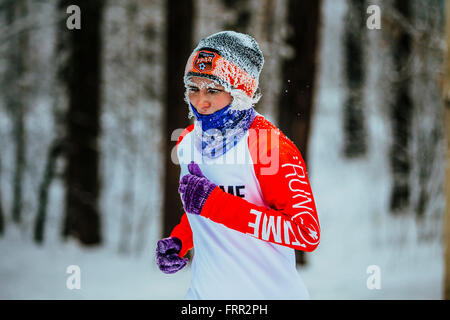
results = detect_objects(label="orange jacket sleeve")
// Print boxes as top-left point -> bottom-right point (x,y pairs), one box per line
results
200,134 -> 320,252
170,212 -> 193,257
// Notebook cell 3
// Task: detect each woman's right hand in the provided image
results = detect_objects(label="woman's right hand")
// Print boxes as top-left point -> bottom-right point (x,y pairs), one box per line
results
155,237 -> 188,274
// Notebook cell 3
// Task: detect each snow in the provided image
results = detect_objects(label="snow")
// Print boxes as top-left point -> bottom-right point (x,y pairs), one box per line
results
0,227 -> 190,300
0,218 -> 442,299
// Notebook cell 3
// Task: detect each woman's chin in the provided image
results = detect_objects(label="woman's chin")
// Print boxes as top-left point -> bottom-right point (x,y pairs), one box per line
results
198,109 -> 213,115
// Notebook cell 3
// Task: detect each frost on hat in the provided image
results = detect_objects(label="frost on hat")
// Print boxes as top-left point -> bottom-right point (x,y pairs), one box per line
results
184,31 -> 264,110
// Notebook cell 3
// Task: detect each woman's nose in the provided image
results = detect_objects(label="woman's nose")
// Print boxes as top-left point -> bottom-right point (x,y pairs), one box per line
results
198,91 -> 211,107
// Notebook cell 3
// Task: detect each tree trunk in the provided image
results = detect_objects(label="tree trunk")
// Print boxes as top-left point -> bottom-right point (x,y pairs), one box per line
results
278,0 -> 322,266
221,0 -> 251,32
162,0 -> 194,238
389,0 -> 413,214
342,0 -> 367,158
0,157 -> 4,236
59,0 -> 104,245
11,99 -> 26,225
34,140 -> 64,244
443,0 -> 450,301
3,0 -> 29,225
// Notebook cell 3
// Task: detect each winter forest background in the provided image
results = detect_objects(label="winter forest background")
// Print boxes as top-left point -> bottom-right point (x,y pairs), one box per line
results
0,0 -> 448,299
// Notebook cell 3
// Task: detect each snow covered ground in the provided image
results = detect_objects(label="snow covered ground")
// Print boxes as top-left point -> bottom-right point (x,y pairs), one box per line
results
0,227 -> 190,300
0,220 -> 442,300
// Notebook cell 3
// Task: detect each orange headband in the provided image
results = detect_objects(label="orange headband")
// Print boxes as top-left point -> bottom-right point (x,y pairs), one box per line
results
185,50 -> 258,98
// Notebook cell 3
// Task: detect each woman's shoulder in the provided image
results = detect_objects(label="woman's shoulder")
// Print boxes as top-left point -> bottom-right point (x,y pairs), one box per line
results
249,114 -> 277,131
248,114 -> 300,156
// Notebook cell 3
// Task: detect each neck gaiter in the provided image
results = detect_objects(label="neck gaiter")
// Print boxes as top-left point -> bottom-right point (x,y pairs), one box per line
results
190,103 -> 256,159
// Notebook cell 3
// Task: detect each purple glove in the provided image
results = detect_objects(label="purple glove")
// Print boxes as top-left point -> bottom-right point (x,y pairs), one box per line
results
155,237 -> 188,274
178,161 -> 217,215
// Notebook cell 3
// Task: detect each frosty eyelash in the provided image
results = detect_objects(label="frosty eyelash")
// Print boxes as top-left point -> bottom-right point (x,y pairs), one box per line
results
187,87 -> 222,94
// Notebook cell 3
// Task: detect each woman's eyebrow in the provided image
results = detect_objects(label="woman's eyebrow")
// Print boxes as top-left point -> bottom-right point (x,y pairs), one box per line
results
207,85 -> 223,90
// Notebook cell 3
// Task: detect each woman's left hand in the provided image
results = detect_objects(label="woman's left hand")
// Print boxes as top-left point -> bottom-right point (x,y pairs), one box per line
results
178,161 -> 217,215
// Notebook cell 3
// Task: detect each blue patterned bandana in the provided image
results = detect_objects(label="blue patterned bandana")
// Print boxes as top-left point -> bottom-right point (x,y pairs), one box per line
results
190,103 -> 256,159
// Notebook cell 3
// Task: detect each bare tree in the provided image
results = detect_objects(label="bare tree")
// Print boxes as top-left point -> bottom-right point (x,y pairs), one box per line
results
33,139 -> 64,244
115,1 -> 141,255
410,0 -> 446,220
278,0 -> 322,265
248,0 -> 289,123
59,0 -> 105,245
29,1 -> 67,244
388,0 -> 414,213
162,0 -> 194,238
342,0 -> 368,158
2,0 -> 30,225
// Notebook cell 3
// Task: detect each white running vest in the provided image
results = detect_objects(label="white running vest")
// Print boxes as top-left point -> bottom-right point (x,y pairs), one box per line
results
177,127 -> 310,300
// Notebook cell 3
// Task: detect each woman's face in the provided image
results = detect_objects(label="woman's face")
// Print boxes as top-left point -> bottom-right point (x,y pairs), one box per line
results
187,77 -> 232,115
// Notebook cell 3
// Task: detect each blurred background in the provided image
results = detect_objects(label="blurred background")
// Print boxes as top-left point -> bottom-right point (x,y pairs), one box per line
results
0,0 -> 448,299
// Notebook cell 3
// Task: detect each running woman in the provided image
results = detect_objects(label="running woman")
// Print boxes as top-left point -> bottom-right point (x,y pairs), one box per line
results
156,31 -> 320,299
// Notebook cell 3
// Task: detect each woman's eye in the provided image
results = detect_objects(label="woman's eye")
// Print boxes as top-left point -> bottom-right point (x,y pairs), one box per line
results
208,89 -> 220,94
188,87 -> 199,93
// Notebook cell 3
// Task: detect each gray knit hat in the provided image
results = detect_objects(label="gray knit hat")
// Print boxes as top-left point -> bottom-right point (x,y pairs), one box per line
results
184,31 -> 264,110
